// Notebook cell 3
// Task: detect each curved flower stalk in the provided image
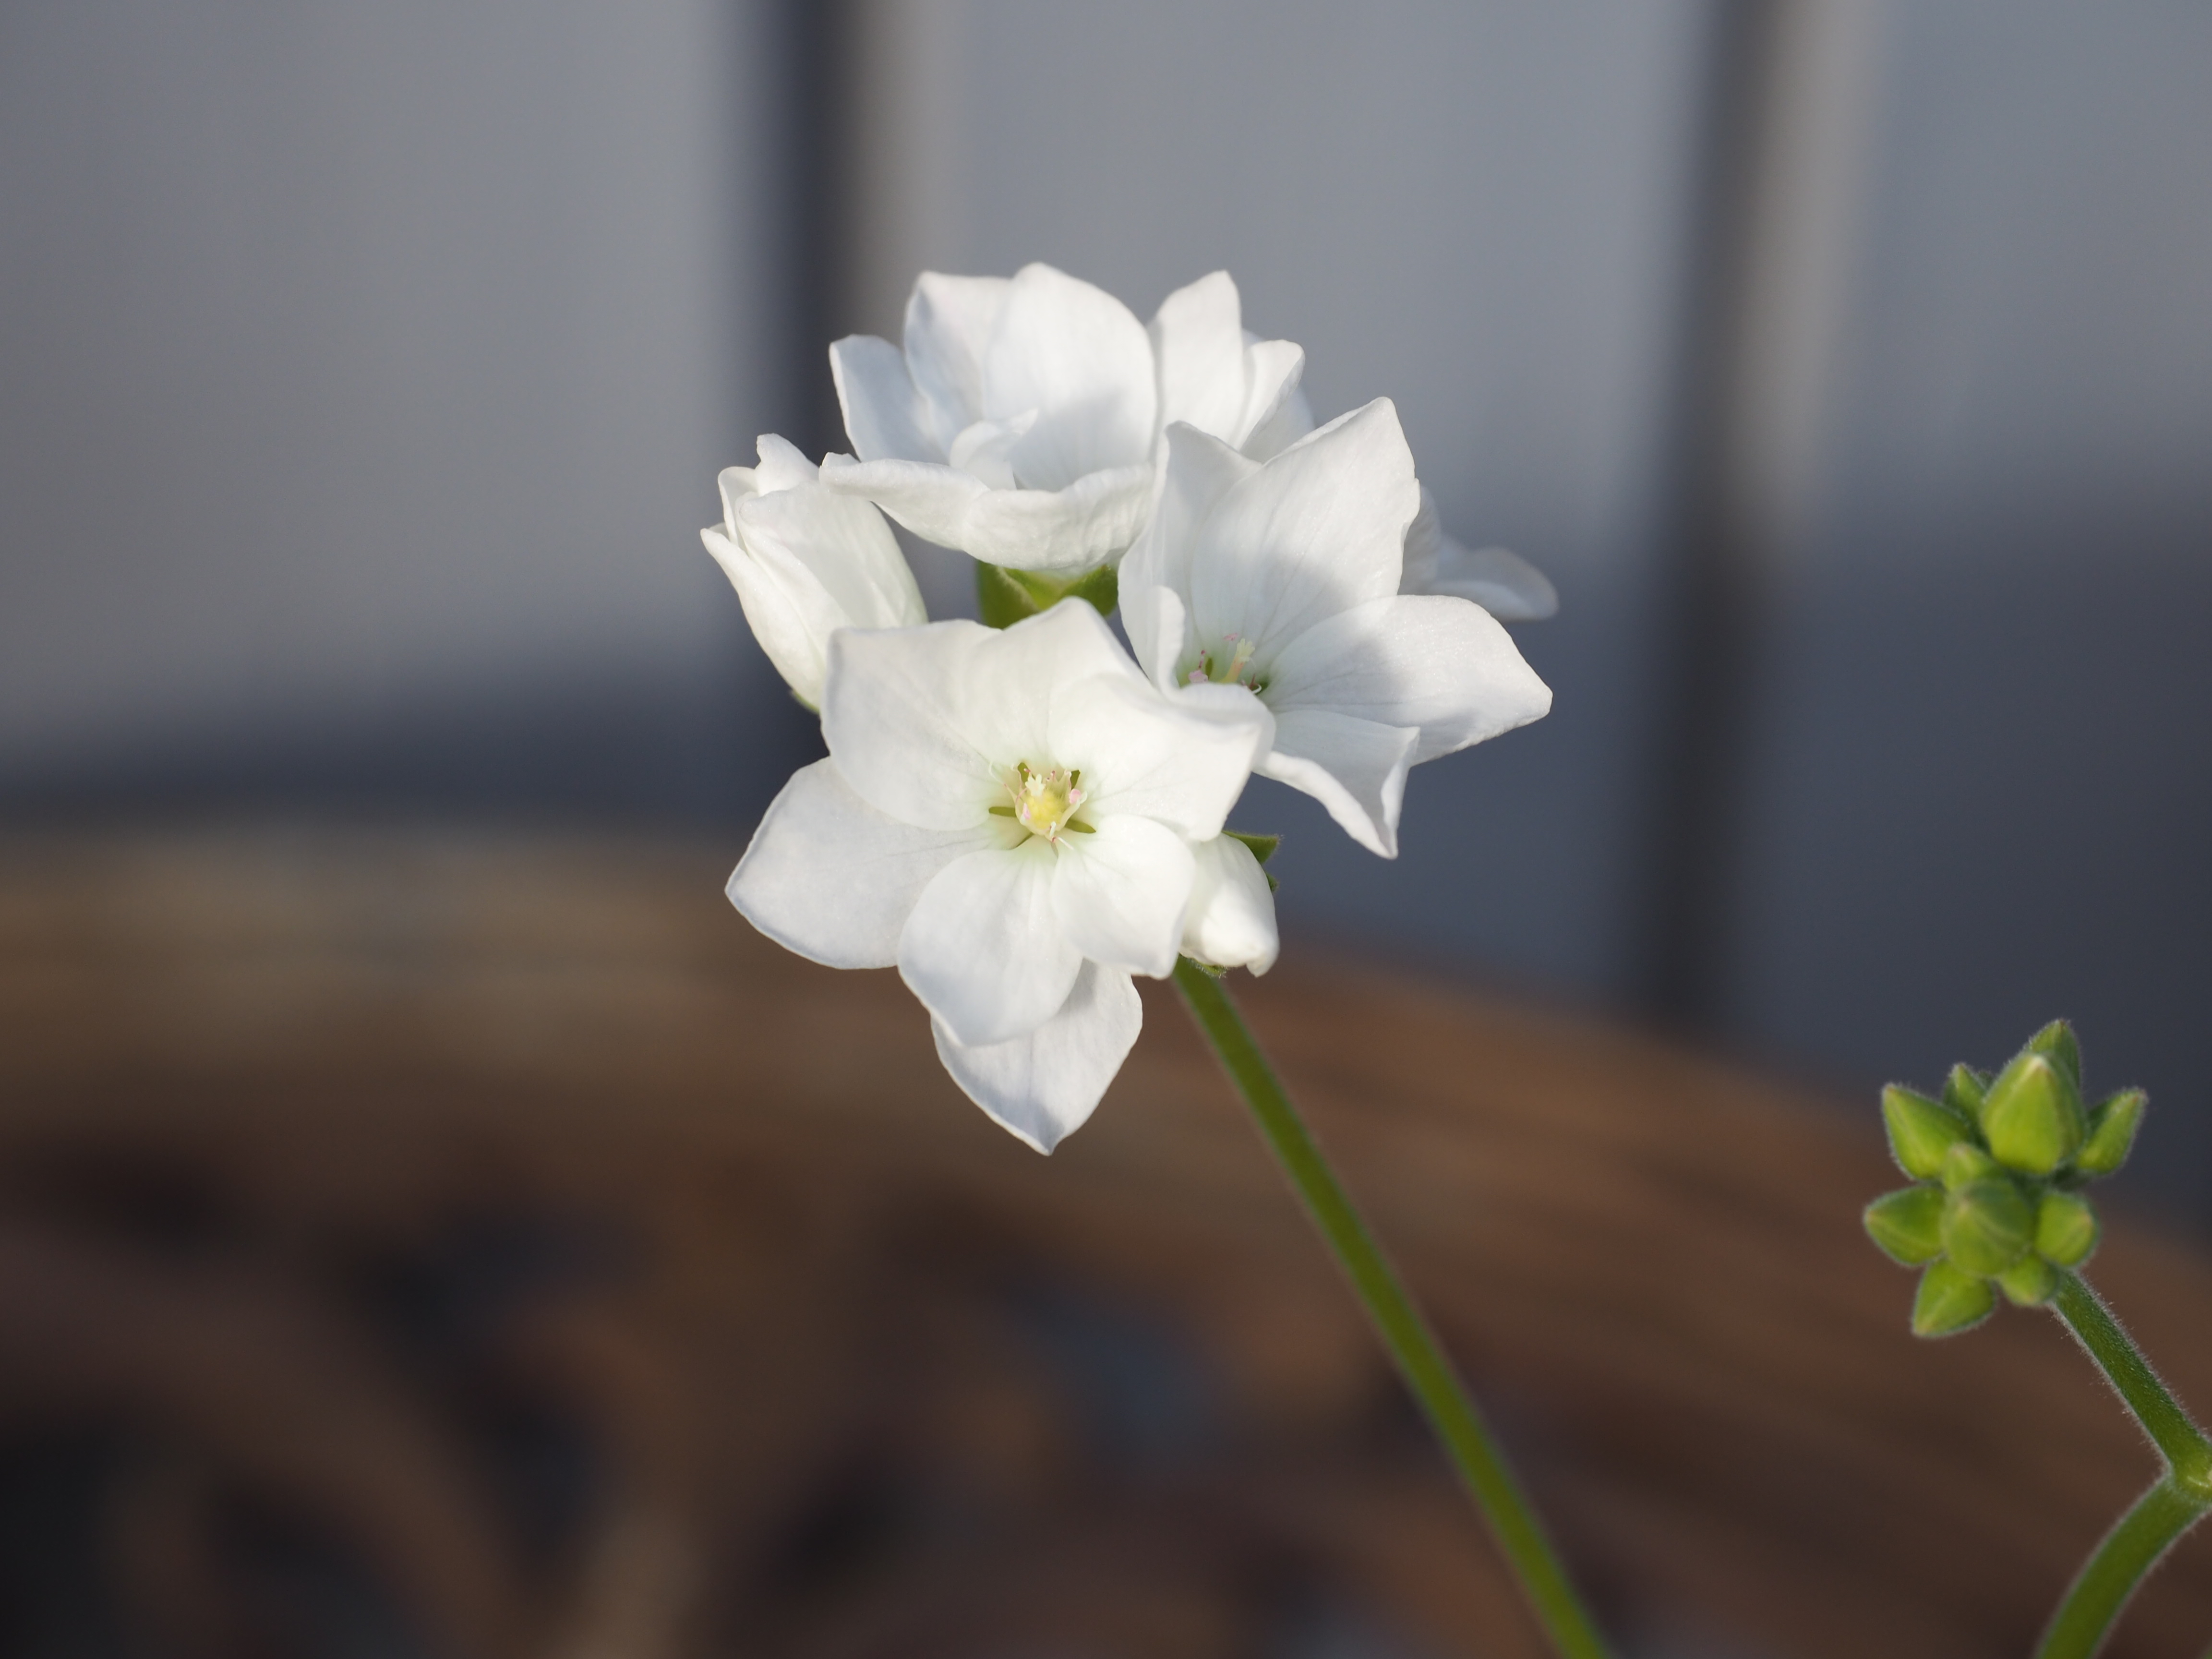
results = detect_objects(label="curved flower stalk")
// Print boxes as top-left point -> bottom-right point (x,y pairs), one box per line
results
821,264 -> 1311,574
1121,399 -> 1554,857
726,599 -> 1274,1152
702,435 -> 926,709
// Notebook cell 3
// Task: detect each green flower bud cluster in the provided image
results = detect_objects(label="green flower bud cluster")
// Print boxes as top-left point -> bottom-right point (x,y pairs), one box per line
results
1863,1021 -> 2145,1338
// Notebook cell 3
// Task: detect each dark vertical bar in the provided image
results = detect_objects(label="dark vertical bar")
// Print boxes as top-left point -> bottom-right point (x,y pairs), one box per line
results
1633,0 -> 1791,1027
778,0 -> 852,461
730,0 -> 855,795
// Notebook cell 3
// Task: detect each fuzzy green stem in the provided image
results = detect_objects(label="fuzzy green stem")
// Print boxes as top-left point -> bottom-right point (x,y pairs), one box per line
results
2051,1274 -> 2212,1489
1172,958 -> 1612,1659
2034,1273 -> 2212,1659
2035,1479 -> 2207,1659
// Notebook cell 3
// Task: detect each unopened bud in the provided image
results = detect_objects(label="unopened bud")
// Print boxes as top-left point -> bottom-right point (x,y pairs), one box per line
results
1912,1259 -> 1996,1338
1864,1185 -> 1946,1265
1941,1141 -> 2001,1191
2025,1019 -> 2083,1090
1941,1179 -> 2033,1276
1981,1053 -> 2084,1175
2077,1089 -> 2146,1177
2035,1190 -> 2100,1269
1942,1063 -> 1989,1123
1996,1253 -> 2061,1307
1882,1085 -> 1973,1180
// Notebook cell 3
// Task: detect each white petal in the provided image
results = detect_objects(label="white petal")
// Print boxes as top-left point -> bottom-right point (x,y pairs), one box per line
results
819,453 -> 990,551
1049,814 -> 1195,978
1262,595 -> 1552,765
1120,422 -> 1259,678
1237,337 -> 1311,458
1188,399 -> 1419,664
1428,541 -> 1559,621
905,272 -> 1010,454
750,432 -> 819,496
1258,709 -> 1419,858
831,335 -> 939,463
931,962 -> 1141,1154
946,410 -> 1038,491
737,480 -> 926,632
1123,582 -> 1191,693
821,454 -> 1149,573
823,606 -> 1155,839
985,263 -> 1156,490
1182,835 -> 1279,974
820,619 -> 1009,829
727,759 -> 993,968
1399,486 -> 1448,592
1149,271 -> 1249,443
702,524 -> 840,708
716,434 -> 818,528
900,840 -> 1082,1046
1399,489 -> 1559,620
955,597 -> 1135,761
1049,672 -> 1269,841
717,464 -> 763,528
947,465 -> 1153,571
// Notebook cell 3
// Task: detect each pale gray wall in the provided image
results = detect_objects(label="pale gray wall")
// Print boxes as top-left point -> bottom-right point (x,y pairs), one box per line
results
0,0 -> 812,818
1719,1 -> 2212,1215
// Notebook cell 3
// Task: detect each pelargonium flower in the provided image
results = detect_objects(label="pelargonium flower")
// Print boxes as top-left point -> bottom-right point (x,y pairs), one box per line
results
702,434 -> 926,709
727,599 -> 1274,1151
820,264 -> 1310,575
1400,488 -> 1558,621
1120,399 -> 1552,858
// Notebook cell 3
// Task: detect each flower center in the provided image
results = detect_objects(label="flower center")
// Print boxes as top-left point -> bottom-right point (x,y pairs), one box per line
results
1004,761 -> 1090,843
1185,634 -> 1265,693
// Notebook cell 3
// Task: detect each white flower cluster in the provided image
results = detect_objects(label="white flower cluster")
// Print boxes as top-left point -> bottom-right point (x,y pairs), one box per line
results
709,264 -> 1555,1152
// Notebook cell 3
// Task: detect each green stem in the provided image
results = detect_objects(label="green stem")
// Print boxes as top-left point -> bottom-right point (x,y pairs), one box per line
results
2051,1274 -> 2212,1487
2035,1273 -> 2212,1659
2035,1479 -> 2207,1659
1172,958 -> 1613,1659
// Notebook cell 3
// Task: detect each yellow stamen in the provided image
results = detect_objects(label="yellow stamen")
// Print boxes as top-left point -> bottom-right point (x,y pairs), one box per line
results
1009,761 -> 1087,842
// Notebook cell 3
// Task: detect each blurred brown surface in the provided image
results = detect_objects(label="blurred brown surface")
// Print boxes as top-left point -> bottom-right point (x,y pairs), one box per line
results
0,829 -> 2206,1659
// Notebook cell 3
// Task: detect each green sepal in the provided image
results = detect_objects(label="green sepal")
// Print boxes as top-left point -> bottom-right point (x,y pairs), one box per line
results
1940,1178 -> 2033,1276
1863,1185 -> 1946,1265
1980,1052 -> 2084,1176
2025,1020 -> 2083,1091
1179,954 -> 1229,979
1942,1063 -> 1989,1123
1940,1141 -> 2001,1191
1996,1253 -> 2061,1307
1912,1259 -> 1997,1338
976,561 -> 1119,628
1881,1084 -> 1974,1180
2077,1088 -> 2146,1177
2035,1189 -> 2100,1268
1225,830 -> 1280,866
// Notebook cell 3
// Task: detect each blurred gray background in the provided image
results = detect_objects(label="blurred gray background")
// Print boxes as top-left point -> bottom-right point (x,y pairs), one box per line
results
5,0 -> 2210,1224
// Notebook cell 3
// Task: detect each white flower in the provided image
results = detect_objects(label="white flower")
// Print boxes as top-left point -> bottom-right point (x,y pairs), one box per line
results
819,264 -> 1310,575
1121,399 -> 1553,859
726,599 -> 1272,1152
1400,487 -> 1558,621
702,434 -> 926,709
